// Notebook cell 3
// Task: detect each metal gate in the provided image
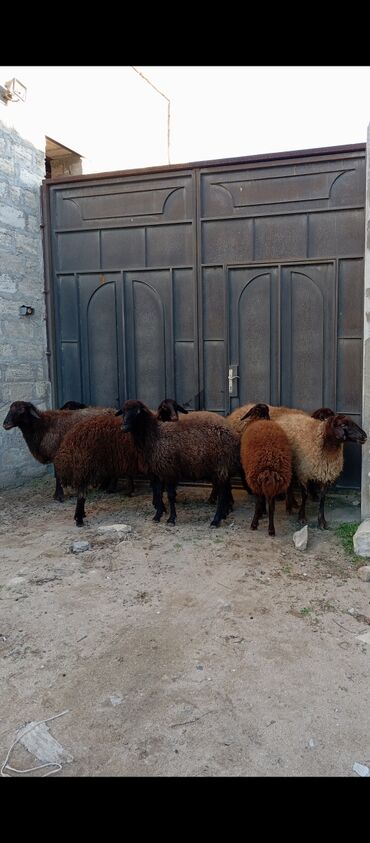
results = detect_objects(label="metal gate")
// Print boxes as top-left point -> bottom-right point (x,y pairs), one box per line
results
42,144 -> 366,487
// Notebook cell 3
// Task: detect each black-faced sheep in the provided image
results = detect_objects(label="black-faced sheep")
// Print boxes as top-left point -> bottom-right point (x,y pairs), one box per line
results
177,409 -> 236,509
240,404 -> 292,536
2,401 -> 115,502
52,398 -> 187,526
121,399 -> 241,527
274,412 -> 367,528
54,414 -> 142,526
60,401 -> 87,410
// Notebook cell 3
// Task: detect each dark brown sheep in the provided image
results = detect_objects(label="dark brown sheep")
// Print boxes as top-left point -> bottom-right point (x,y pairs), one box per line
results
2,401 -> 115,502
54,414 -> 142,526
121,399 -> 241,527
240,404 -> 292,536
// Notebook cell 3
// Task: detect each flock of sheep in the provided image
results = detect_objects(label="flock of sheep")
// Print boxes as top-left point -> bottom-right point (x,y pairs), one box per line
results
3,396 -> 367,536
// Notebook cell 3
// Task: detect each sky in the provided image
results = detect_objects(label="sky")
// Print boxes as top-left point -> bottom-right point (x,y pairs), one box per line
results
1,66 -> 370,171
138,66 -> 370,163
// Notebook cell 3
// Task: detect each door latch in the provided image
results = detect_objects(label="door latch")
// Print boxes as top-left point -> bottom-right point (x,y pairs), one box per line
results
228,365 -> 239,397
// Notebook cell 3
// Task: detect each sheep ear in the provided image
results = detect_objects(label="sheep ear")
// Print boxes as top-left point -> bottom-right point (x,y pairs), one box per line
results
115,409 -> 123,416
30,406 -> 41,419
176,404 -> 188,414
240,407 -> 254,421
332,418 -> 346,440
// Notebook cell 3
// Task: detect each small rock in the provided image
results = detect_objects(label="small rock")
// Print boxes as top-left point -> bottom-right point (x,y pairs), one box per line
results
97,524 -> 132,534
307,738 -> 316,749
353,762 -> 370,777
357,565 -> 370,582
109,694 -> 123,706
356,630 -> 370,644
353,520 -> 370,557
71,540 -> 90,553
348,608 -> 355,615
293,525 -> 308,551
7,576 -> 25,587
352,500 -> 360,506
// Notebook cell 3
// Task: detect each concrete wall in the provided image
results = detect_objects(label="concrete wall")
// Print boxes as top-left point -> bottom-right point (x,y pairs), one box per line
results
0,119 -> 51,489
361,123 -> 370,517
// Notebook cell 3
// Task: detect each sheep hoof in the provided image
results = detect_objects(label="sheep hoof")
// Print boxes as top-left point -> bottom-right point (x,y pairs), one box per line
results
268,529 -> 276,537
75,520 -> 84,527
153,514 -> 162,522
250,523 -> 258,530
54,493 -> 64,503
318,519 -> 328,530
167,517 -> 176,525
210,519 -> 220,528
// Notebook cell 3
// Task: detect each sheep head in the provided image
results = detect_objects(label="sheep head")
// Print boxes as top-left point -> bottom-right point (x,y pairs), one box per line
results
311,407 -> 335,421
240,403 -> 270,422
327,415 -> 367,444
121,399 -> 152,433
3,401 -> 41,430
157,399 -> 188,421
60,401 -> 87,410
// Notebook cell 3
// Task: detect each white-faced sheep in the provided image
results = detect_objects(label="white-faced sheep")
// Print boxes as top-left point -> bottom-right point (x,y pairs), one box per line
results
239,403 -> 292,536
121,399 -> 241,527
274,411 -> 367,528
2,401 -> 116,502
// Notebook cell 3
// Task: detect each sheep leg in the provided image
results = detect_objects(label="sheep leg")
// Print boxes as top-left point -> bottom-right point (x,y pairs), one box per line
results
210,482 -> 230,527
53,468 -> 64,502
151,480 -> 167,513
250,495 -> 265,530
166,483 -> 177,525
298,484 -> 308,525
74,492 -> 86,527
208,482 -> 218,505
318,485 -> 328,530
308,480 -> 319,502
286,485 -> 299,514
152,479 -> 166,522
267,496 -> 276,536
105,479 -> 118,493
126,475 -> 134,497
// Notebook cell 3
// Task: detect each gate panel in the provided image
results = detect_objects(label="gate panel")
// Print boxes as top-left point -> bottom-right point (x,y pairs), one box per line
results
48,171 -> 198,411
45,146 -> 365,486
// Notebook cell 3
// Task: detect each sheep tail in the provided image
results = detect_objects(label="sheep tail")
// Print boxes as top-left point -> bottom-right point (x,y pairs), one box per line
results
258,469 -> 286,498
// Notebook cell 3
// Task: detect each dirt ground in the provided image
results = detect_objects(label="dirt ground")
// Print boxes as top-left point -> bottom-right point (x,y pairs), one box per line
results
1,474 -> 369,777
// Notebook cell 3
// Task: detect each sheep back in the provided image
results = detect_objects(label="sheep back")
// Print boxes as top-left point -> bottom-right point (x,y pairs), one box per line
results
143,416 -> 240,484
240,420 -> 292,497
54,414 -> 140,490
274,413 -> 344,487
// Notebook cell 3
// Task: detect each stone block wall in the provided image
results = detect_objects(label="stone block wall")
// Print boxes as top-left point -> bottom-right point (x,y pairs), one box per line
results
0,119 -> 51,488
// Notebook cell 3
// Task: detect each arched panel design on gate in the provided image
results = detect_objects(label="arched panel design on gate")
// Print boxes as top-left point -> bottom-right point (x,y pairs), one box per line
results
289,270 -> 324,411
131,280 -> 166,408
87,281 -> 120,408
237,273 -> 272,405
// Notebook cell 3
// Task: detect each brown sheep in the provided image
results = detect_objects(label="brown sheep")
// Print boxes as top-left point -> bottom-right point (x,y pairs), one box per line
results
178,410 -> 236,508
227,403 -> 334,437
274,411 -> 367,528
54,414 -> 142,526
240,403 -> 292,536
2,401 -> 116,502
121,399 -> 241,527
